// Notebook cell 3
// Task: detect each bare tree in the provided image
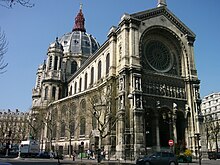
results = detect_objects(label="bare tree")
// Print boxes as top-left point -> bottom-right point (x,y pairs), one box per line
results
58,103 -> 83,158
0,28 -> 8,74
0,0 -> 34,8
88,85 -> 118,149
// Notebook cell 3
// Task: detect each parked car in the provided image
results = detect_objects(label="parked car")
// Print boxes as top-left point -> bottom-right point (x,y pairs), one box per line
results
0,163 -> 12,165
207,151 -> 220,160
136,151 -> 178,165
36,152 -> 51,159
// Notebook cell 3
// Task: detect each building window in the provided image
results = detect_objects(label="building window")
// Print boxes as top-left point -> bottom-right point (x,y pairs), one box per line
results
70,103 -> 76,137
79,78 -> 82,92
52,108 -> 58,138
69,103 -> 77,136
98,61 -> 102,80
84,73 -> 88,90
49,56 -> 52,70
69,86 -> 72,96
37,75 -> 41,88
90,67 -> 94,85
44,86 -> 48,100
61,106 -> 66,137
71,61 -> 77,74
59,87 -> 62,99
80,99 -> 86,111
52,87 -> 56,100
74,82 -> 77,94
54,56 -> 58,70
80,117 -> 86,135
61,122 -> 65,137
106,53 -> 110,75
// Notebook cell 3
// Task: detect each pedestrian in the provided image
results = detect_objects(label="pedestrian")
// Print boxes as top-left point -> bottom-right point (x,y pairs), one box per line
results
87,149 -> 91,159
97,148 -> 101,163
72,151 -> 76,161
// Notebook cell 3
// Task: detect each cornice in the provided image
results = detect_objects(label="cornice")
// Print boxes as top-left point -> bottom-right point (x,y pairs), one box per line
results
131,6 -> 195,38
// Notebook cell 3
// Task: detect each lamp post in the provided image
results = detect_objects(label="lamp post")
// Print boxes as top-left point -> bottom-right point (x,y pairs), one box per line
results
195,133 -> 201,165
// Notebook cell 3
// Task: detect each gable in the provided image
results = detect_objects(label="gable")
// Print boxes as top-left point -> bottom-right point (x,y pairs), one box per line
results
130,6 -> 195,38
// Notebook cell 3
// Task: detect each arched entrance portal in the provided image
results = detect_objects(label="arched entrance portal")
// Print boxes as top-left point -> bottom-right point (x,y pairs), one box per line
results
143,106 -> 186,153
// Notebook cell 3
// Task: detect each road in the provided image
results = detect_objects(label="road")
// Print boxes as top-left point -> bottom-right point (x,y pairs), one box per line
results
0,158 -> 220,165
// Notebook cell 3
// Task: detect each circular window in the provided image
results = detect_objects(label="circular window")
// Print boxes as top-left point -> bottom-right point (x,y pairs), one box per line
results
144,40 -> 173,72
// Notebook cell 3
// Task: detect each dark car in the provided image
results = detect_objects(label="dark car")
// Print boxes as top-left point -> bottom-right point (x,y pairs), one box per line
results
207,151 -> 220,160
136,151 -> 178,165
36,152 -> 51,159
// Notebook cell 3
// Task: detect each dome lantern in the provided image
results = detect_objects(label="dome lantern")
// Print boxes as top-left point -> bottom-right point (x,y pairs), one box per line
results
72,4 -> 86,32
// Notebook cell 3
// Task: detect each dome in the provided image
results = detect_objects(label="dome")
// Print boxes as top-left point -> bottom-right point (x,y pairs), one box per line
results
48,37 -> 63,53
49,5 -> 100,56
59,31 -> 99,55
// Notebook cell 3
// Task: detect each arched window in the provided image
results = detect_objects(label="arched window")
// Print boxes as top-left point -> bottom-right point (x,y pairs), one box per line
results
98,61 -> 102,80
79,78 -> 82,92
90,67 -> 94,85
59,87 -> 62,99
71,61 -> 77,74
80,99 -> 86,112
106,53 -> 110,75
52,108 -> 58,138
69,86 -> 72,96
61,106 -> 67,137
70,103 -> 76,137
74,82 -> 77,94
52,86 -> 56,100
80,117 -> 86,135
49,56 -> 52,70
54,56 -> 58,70
79,100 -> 86,136
84,73 -> 88,90
61,122 -> 65,137
44,86 -> 48,100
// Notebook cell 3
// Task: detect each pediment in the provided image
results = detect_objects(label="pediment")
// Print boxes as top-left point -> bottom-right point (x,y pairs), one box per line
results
130,6 -> 195,38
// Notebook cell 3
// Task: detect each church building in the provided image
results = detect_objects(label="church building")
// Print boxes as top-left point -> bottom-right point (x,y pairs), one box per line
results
31,0 -> 202,159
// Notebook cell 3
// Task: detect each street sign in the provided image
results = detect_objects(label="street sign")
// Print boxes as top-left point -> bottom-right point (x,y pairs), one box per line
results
168,139 -> 174,146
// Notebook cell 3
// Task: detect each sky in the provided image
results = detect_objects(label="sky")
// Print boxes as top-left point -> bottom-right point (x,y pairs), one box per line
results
0,0 -> 220,112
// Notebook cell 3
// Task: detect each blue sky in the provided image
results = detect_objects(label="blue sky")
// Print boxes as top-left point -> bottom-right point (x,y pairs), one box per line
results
0,0 -> 219,112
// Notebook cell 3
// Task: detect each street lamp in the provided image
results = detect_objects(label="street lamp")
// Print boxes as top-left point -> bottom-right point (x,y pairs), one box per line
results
195,133 -> 201,165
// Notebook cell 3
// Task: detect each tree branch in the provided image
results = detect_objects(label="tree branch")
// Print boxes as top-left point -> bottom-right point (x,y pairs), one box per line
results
0,0 -> 34,8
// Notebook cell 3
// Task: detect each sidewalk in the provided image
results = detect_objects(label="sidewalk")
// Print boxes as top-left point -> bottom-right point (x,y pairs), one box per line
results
62,157 -> 136,164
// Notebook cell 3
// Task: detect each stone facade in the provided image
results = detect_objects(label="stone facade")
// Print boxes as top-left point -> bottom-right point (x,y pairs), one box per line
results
0,109 -> 30,150
31,2 -> 202,159
201,93 -> 220,153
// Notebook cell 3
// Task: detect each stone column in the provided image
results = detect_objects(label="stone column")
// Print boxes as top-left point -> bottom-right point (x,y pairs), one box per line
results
133,109 -> 144,157
173,103 -> 178,144
155,112 -> 160,151
116,109 -> 125,160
